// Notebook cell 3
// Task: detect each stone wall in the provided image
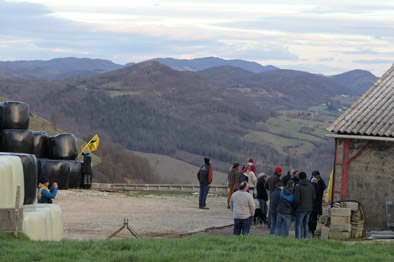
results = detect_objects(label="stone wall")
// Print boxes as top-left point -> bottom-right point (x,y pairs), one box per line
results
334,138 -> 394,230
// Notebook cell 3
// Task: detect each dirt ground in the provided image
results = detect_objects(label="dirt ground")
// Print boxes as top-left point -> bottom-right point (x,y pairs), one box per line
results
56,189 -> 236,240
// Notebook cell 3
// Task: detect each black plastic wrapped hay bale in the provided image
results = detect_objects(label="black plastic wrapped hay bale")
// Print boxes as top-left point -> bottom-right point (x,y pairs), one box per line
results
48,133 -> 78,160
0,152 -> 37,205
68,160 -> 82,189
38,159 -> 70,189
32,131 -> 48,158
0,129 -> 34,154
0,101 -> 30,129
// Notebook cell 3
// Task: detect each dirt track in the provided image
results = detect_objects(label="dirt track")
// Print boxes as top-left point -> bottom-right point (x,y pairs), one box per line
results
56,190 -> 234,240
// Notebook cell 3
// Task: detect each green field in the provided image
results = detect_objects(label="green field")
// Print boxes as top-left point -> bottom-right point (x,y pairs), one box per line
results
1,232 -> 393,262
243,108 -> 338,156
132,151 -> 228,185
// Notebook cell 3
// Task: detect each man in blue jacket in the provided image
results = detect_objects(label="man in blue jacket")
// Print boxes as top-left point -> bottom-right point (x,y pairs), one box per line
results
37,176 -> 58,204
275,180 -> 295,237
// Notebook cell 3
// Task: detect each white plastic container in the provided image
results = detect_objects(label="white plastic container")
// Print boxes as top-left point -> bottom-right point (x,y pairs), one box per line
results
23,204 -> 64,241
0,156 -> 24,208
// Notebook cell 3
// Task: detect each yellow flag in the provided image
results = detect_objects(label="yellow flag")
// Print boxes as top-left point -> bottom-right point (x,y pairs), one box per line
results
82,134 -> 99,153
325,170 -> 333,203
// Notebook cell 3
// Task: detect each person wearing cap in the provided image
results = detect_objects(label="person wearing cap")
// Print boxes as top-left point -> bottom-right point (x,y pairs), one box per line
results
227,162 -> 240,209
241,158 -> 257,175
265,166 -> 282,228
81,150 -> 92,189
242,163 -> 257,197
256,173 -> 268,223
197,157 -> 213,209
230,182 -> 255,236
265,166 -> 282,196
294,171 -> 316,239
37,176 -> 58,204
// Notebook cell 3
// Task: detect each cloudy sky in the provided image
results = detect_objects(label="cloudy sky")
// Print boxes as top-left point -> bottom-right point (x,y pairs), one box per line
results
1,0 -> 394,75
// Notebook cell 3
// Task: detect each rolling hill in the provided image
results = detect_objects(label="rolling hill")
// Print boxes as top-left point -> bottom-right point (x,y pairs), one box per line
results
148,57 -> 278,73
0,57 -> 123,80
0,59 -> 376,179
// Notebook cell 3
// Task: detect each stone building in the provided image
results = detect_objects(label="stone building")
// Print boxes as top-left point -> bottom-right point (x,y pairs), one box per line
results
327,64 -> 394,230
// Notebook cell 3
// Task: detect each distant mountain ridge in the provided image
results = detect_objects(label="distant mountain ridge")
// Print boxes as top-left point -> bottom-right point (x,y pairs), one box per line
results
0,57 -> 123,80
147,57 -> 279,73
329,69 -> 378,95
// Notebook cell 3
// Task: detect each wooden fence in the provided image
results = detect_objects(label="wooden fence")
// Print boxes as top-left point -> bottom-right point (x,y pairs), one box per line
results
91,183 -> 229,194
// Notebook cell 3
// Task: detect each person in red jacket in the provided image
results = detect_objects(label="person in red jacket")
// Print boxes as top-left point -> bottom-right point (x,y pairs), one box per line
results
241,158 -> 257,175
197,157 -> 213,209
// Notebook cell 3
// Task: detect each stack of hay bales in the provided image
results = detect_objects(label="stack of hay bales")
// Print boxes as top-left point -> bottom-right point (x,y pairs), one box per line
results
0,101 -> 87,190
0,100 -> 89,240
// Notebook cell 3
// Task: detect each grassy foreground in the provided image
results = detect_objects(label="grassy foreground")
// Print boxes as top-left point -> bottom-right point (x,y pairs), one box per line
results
1,232 -> 393,262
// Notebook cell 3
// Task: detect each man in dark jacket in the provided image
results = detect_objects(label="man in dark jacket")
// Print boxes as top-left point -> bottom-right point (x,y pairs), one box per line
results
294,172 -> 316,239
197,157 -> 213,209
266,166 -> 282,228
81,150 -> 92,189
281,170 -> 292,187
269,181 -> 284,235
275,180 -> 295,237
311,170 -> 326,215
291,170 -> 300,185
265,166 -> 282,195
256,173 -> 268,223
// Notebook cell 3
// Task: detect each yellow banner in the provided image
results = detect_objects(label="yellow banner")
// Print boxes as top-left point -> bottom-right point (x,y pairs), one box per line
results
325,170 -> 333,203
82,134 -> 99,153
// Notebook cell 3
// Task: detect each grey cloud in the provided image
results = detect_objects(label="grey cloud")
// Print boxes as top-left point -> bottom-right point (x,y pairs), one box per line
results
319,57 -> 335,62
343,48 -> 379,55
222,45 -> 299,61
217,14 -> 394,39
353,59 -> 394,64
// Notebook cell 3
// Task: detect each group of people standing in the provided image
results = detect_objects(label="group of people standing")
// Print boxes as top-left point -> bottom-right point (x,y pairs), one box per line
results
196,157 -> 327,238
225,159 -> 326,238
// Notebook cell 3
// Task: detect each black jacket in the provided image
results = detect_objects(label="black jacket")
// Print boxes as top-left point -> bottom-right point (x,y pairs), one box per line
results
269,187 -> 281,217
277,187 -> 295,214
265,173 -> 281,195
291,176 -> 300,185
256,181 -> 268,201
294,179 -> 316,212
281,172 -> 291,187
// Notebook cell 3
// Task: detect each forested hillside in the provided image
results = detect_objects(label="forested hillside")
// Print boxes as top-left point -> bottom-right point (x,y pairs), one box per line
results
0,61 -> 376,178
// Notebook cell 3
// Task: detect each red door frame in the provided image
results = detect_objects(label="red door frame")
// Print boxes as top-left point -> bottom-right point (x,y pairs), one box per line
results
332,137 -> 374,203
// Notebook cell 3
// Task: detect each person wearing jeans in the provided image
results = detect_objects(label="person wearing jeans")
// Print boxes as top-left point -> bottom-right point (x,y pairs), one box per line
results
275,180 -> 295,237
295,211 -> 311,239
197,157 -> 213,209
230,182 -> 255,236
294,172 -> 316,239
268,182 -> 284,235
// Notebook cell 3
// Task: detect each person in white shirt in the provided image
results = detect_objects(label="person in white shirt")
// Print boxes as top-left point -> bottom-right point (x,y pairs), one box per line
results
230,182 -> 255,236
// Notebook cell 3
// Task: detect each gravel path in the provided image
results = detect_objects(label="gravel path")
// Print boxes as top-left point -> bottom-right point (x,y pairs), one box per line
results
56,190 -> 234,240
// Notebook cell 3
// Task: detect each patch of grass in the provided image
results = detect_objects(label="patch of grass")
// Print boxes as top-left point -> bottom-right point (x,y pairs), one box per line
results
0,233 -> 393,262
131,150 -> 227,184
108,91 -> 141,97
242,131 -> 315,155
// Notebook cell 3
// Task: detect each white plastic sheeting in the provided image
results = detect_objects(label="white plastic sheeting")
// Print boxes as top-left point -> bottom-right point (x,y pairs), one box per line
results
0,156 -> 24,208
23,204 -> 64,241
